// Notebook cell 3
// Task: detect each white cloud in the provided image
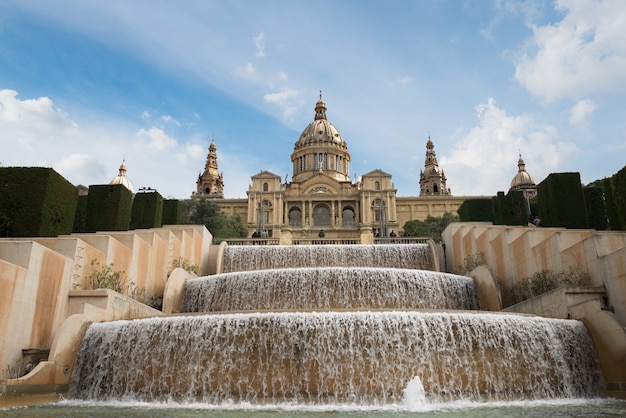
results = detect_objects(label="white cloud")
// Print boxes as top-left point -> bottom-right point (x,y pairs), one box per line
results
278,71 -> 288,81
235,62 -> 258,80
134,128 -> 178,153
264,88 -> 298,103
441,98 -> 577,195
141,110 -> 151,119
0,89 -> 79,149
162,114 -> 180,126
569,99 -> 597,125
185,143 -> 205,158
253,32 -> 266,57
263,88 -> 302,118
515,0 -> 626,101
56,154 -> 108,186
395,76 -> 412,86
480,0 -> 543,41
177,143 -> 205,165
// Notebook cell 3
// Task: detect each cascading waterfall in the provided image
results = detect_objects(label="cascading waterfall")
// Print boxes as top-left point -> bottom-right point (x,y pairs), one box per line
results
223,244 -> 432,272
69,311 -> 603,404
68,243 -> 606,407
182,267 -> 479,312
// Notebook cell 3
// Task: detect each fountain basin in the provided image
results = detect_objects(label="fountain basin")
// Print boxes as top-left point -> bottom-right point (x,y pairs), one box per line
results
223,244 -> 432,272
69,310 -> 604,405
183,267 -> 478,312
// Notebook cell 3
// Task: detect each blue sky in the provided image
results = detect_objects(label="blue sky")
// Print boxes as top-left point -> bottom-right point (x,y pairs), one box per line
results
1,0 -> 625,199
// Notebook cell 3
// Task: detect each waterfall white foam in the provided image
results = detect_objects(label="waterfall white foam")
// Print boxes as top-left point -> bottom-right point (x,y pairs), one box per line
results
182,267 -> 479,312
69,311 -> 603,405
68,242 -> 606,408
223,244 -> 432,272
403,376 -> 427,409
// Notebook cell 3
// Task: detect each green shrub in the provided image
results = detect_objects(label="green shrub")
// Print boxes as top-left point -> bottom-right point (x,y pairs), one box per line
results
458,198 -> 494,222
85,184 -> 133,232
86,259 -> 126,293
403,212 -> 459,241
162,199 -> 182,225
537,173 -> 589,229
503,266 -> 591,307
130,191 -> 164,229
455,252 -> 485,275
0,167 -> 78,237
170,257 -> 200,275
73,194 -> 89,233
583,186 -> 608,230
604,166 -> 626,230
492,191 -> 526,226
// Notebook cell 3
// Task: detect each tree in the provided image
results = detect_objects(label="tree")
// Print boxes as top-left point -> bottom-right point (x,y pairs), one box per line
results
403,212 -> 459,241
181,199 -> 247,243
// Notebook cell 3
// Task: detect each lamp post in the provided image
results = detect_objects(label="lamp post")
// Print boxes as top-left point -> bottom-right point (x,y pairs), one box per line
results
379,172 -> 387,238
257,172 -> 265,235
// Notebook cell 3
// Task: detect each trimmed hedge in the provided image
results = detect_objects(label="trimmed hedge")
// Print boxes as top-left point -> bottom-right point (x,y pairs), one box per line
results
130,191 -> 164,229
492,192 -> 508,225
507,190 -> 530,226
583,186 -> 608,230
73,194 -> 89,233
458,198 -> 494,222
162,199 -> 182,225
0,167 -> 78,237
604,165 -> 626,230
537,172 -> 589,229
85,184 -> 133,232
492,190 -> 528,226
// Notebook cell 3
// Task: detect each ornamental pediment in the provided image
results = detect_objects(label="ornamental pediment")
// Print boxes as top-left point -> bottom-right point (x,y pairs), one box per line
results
301,179 -> 339,195
310,186 -> 331,195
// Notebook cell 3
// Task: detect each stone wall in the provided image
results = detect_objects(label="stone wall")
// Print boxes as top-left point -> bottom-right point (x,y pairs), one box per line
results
0,225 -> 212,381
442,223 -> 626,325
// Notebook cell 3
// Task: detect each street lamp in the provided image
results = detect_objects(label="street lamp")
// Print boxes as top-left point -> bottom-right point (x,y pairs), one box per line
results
257,172 -> 265,235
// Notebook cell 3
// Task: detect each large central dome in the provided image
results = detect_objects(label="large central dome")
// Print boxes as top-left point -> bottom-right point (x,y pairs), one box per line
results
295,94 -> 346,148
291,93 -> 351,183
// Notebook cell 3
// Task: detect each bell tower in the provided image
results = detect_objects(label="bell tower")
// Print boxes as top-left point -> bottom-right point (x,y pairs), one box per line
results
419,137 -> 451,196
194,137 -> 224,198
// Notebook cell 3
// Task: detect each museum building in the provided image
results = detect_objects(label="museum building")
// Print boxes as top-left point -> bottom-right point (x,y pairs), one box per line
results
192,94 -> 502,243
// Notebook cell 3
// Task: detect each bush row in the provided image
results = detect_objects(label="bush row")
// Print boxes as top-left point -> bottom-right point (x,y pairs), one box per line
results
0,167 -> 182,237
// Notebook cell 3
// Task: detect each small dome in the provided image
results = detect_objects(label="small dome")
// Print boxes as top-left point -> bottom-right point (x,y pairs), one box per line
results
510,154 -> 537,189
110,159 -> 134,193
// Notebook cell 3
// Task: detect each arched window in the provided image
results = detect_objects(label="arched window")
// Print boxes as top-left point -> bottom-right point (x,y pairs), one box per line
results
372,198 -> 386,222
375,181 -> 380,191
263,182 -> 269,192
313,204 -> 330,226
342,207 -> 355,226
433,183 -> 439,193
289,208 -> 302,227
